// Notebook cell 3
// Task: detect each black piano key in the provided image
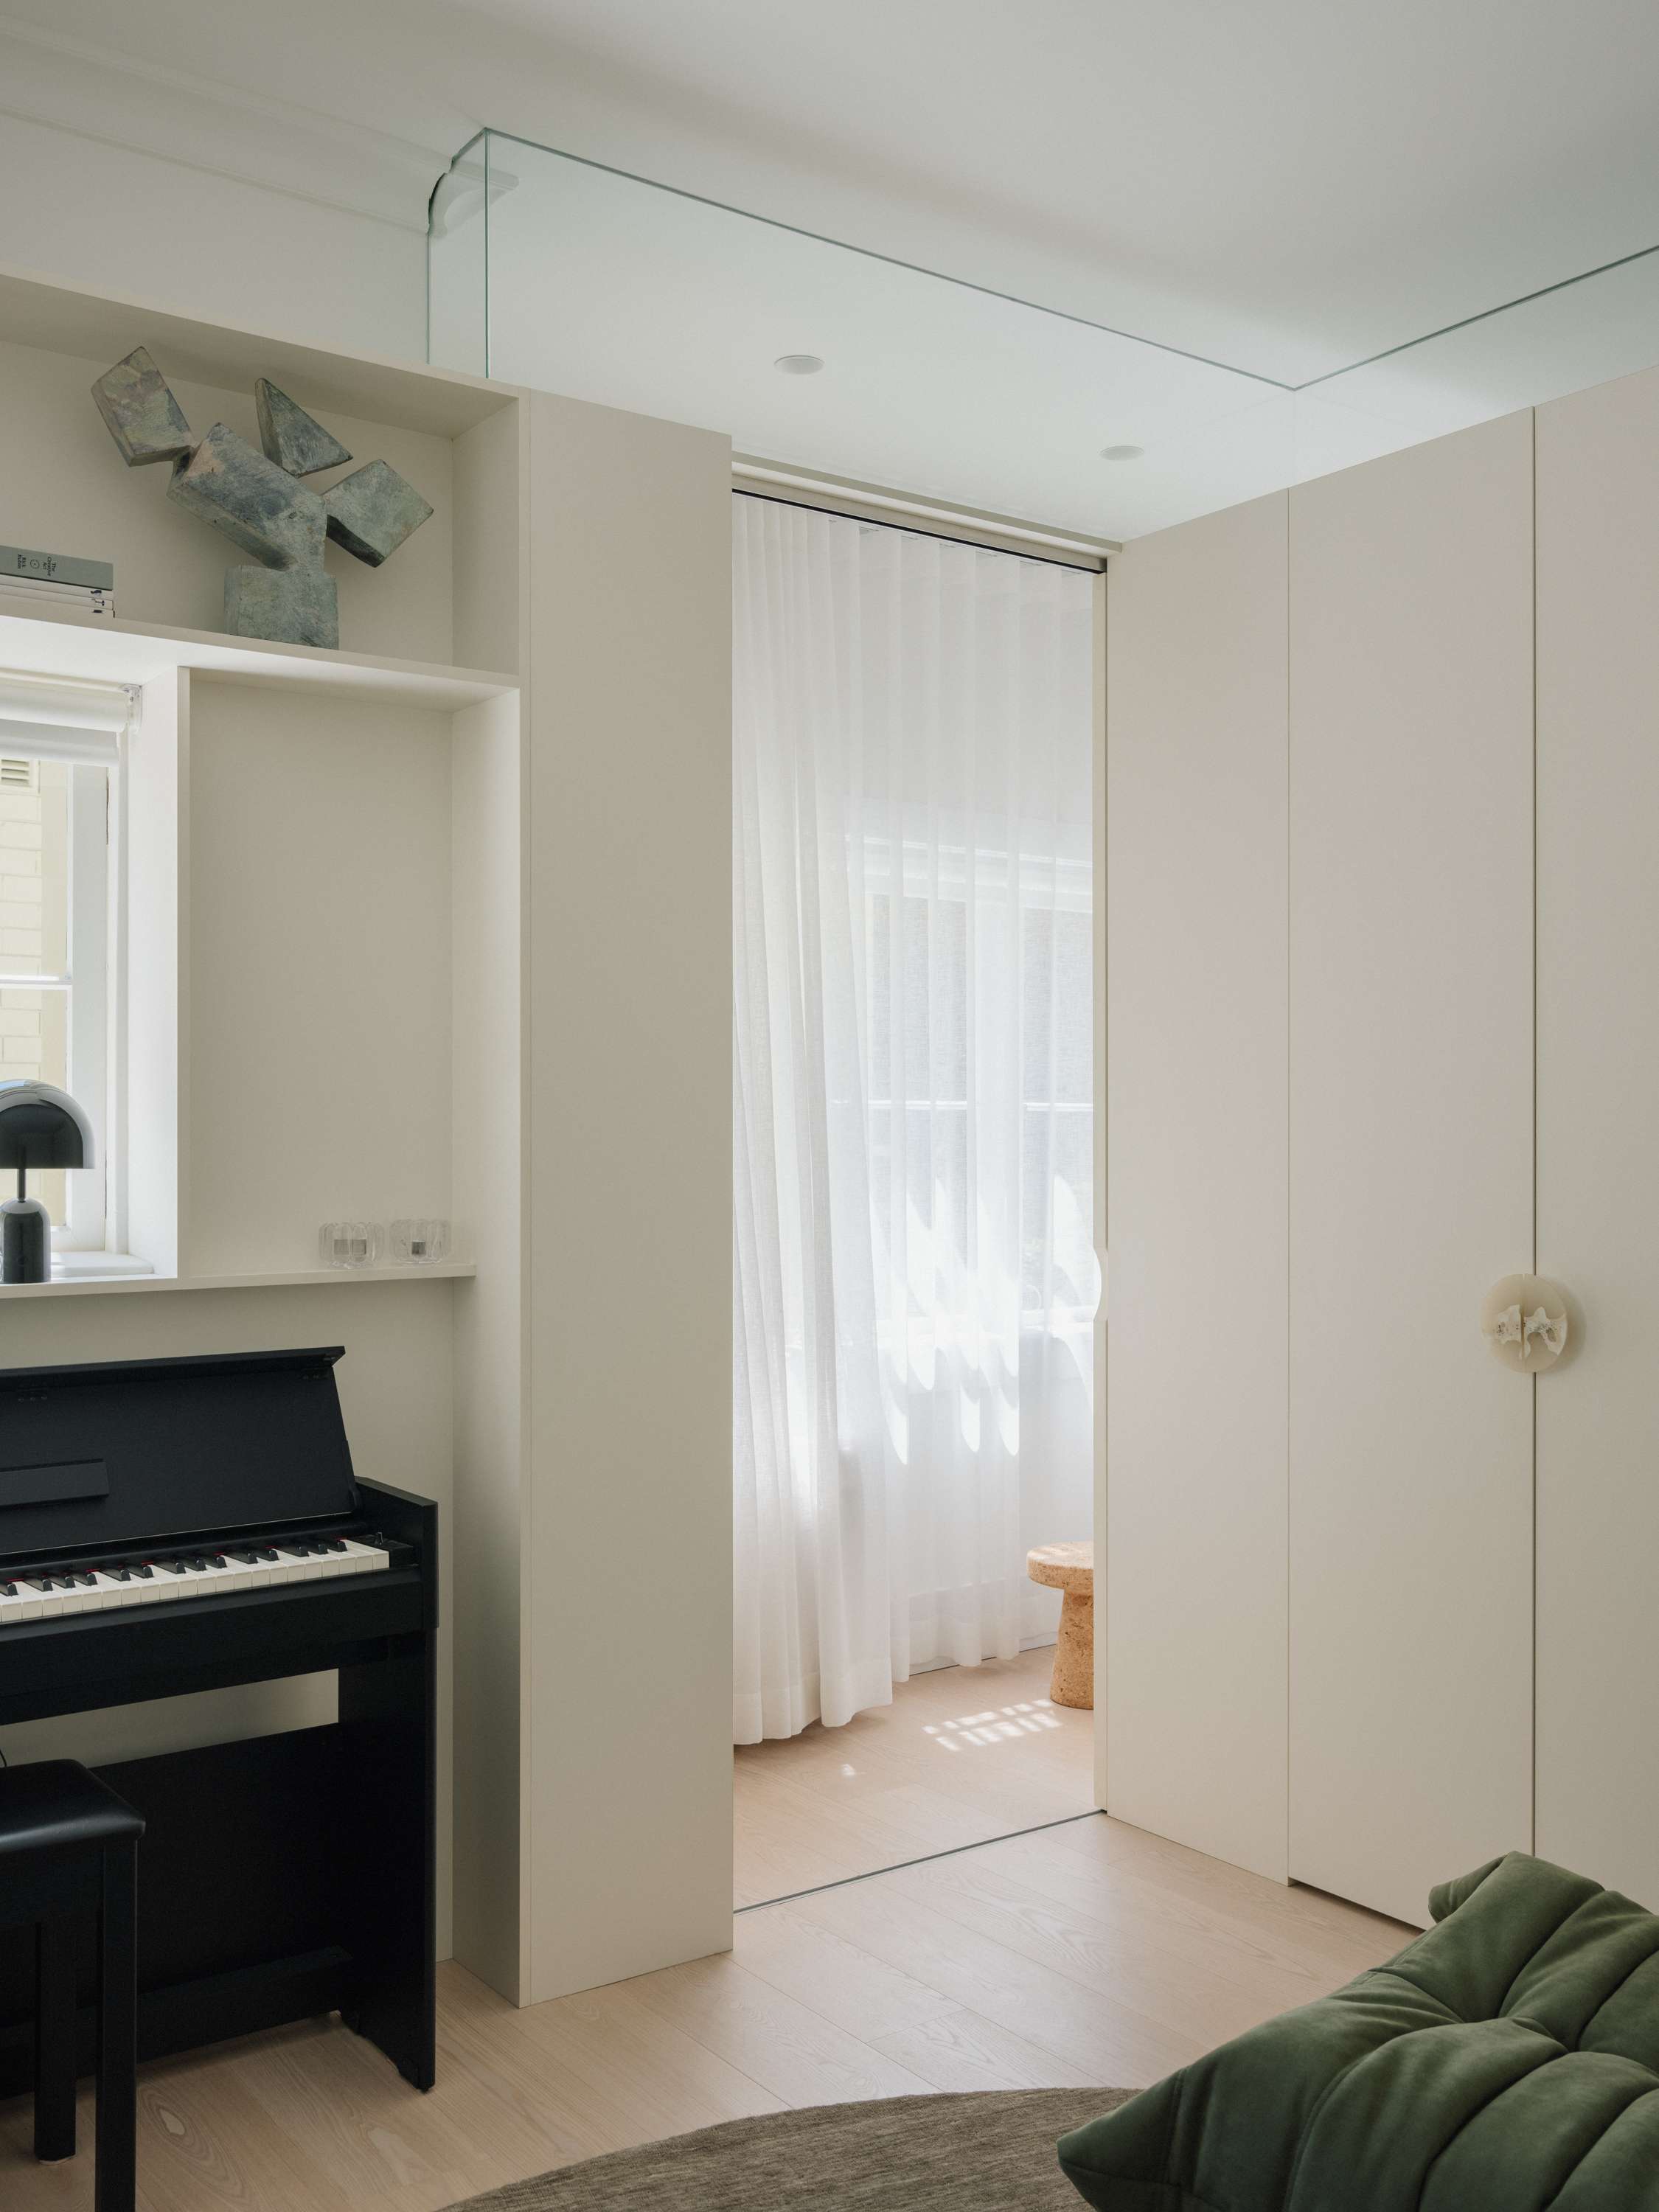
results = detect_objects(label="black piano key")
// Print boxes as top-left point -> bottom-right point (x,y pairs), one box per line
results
227,1551 -> 259,1565
208,1556 -> 229,1569
257,1548 -> 279,1562
73,1573 -> 97,1587
0,1582 -> 15,1596
54,1577 -> 77,1590
24,1578 -> 54,1593
324,1539 -> 347,1553
133,1563 -> 155,1578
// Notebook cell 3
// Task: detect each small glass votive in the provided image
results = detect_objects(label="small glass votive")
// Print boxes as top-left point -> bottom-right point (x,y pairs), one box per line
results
320,1221 -> 383,1267
390,1218 -> 450,1265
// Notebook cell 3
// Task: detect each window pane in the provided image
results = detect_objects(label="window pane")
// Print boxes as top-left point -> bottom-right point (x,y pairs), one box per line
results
0,758 -> 70,1225
1023,904 -> 1093,1106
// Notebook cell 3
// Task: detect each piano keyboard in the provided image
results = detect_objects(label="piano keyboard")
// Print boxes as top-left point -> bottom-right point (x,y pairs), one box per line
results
0,1534 -> 388,1624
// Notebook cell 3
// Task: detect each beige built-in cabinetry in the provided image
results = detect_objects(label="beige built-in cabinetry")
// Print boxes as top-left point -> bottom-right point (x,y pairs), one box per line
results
1107,365 -> 1659,1927
0,268 -> 731,2004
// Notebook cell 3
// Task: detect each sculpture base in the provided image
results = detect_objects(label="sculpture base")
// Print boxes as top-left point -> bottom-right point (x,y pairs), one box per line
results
224,563 -> 339,650
1,1196 -> 51,1283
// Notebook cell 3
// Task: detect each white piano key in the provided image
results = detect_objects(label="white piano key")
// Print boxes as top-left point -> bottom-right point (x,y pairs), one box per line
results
0,1534 -> 392,1624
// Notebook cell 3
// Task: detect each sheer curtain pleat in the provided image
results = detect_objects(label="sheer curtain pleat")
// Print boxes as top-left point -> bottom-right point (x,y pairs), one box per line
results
733,496 -> 1096,1744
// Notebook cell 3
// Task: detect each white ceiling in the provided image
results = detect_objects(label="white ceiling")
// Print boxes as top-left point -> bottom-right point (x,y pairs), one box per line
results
7,1 -> 1659,533
8,0 -> 1659,387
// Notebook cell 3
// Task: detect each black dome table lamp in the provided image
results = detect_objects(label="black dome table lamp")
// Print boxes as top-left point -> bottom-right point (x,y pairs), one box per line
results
0,1080 -> 96,1284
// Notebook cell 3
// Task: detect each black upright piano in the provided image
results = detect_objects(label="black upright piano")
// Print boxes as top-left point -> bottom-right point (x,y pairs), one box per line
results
0,1346 -> 437,2095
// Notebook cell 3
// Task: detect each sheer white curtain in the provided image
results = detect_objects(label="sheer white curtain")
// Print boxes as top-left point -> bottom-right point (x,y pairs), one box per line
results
733,495 -> 1096,1744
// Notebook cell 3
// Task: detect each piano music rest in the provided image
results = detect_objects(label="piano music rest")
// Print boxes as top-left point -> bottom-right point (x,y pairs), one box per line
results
0,1347 -> 438,2099
0,1759 -> 145,2212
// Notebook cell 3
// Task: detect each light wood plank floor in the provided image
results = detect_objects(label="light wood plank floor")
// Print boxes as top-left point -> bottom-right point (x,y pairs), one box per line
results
0,1811 -> 1411,2212
734,1646 -> 1096,1907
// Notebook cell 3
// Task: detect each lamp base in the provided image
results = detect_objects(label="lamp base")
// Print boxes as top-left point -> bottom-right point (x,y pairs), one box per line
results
1,1195 -> 50,1282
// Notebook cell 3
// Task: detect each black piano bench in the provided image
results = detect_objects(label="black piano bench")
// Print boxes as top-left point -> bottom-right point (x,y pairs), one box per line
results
0,1760 -> 144,2211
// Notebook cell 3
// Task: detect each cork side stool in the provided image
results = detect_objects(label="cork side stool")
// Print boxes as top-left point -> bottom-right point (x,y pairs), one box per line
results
1026,1541 -> 1095,1709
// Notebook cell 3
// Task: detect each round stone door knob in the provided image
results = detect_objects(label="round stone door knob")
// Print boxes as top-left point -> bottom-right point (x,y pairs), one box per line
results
1481,1274 -> 1572,1371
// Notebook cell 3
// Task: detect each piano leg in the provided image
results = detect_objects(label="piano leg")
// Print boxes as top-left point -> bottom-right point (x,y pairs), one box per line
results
338,1627 -> 437,2091
34,1913 -> 77,2161
95,1840 -> 138,2212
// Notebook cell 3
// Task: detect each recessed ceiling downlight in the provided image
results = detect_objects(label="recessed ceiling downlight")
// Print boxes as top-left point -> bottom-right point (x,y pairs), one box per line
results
1101,443 -> 1145,462
775,353 -> 825,375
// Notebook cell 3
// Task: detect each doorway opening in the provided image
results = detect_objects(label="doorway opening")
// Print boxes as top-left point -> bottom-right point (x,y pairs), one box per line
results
731,493 -> 1100,1908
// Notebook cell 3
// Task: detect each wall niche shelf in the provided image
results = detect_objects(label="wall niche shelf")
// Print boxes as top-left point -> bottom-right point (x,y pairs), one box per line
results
0,1262 -> 478,1301
0,260 -> 523,677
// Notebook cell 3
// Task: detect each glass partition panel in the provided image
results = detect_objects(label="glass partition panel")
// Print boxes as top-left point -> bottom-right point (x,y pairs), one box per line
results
430,129 -> 1659,540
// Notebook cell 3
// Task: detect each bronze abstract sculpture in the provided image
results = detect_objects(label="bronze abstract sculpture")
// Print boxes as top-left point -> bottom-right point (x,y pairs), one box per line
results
92,347 -> 432,650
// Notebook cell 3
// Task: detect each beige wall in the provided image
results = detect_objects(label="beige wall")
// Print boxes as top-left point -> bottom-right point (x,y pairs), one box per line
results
184,683 -> 453,1276
520,392 -> 733,2001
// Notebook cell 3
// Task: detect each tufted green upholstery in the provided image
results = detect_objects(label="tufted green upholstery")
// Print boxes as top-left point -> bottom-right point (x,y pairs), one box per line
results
1057,1854 -> 1659,2210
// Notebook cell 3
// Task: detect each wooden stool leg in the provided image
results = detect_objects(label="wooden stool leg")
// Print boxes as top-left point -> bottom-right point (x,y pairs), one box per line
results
95,1841 -> 138,2212
34,1914 -> 77,2162
1049,1590 -> 1095,1710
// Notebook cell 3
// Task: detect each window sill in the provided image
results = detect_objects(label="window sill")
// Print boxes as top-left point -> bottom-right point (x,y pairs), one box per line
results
50,1252 -> 155,1282
0,1261 -> 477,1299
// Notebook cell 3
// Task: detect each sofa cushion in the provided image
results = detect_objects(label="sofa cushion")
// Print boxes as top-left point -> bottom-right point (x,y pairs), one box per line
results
1056,1854 -> 1659,2211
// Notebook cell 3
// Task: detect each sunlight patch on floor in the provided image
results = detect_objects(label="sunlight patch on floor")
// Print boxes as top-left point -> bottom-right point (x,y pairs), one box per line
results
923,1697 -> 1065,1750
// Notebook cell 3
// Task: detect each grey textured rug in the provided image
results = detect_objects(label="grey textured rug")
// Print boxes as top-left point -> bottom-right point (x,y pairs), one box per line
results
444,2087 -> 1130,2211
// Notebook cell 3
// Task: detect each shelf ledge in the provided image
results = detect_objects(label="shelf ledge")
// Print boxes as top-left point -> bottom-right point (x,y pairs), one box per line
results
0,1261 -> 477,1300
0,598 -> 519,709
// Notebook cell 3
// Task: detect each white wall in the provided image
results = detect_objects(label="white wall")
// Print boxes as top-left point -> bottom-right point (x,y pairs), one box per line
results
1536,361 -> 1659,1911
1104,492 -> 1290,1885
0,110 -> 428,362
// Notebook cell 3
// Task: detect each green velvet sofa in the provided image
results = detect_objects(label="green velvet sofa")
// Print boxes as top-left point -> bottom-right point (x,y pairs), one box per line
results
1058,1852 -> 1659,2210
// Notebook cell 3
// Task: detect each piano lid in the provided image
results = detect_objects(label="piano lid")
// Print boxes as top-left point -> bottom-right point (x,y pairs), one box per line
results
0,1347 -> 358,1560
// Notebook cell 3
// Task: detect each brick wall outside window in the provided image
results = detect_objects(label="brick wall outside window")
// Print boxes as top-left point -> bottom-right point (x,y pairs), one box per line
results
0,758 -> 70,1222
